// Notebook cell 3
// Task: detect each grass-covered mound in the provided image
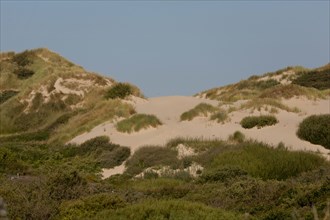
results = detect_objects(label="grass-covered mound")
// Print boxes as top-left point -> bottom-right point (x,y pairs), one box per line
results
116,114 -> 162,133
297,114 -> 330,149
180,103 -> 218,121
240,115 -> 278,129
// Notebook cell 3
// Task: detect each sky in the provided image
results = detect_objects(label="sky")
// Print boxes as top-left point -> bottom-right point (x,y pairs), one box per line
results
1,1 -> 329,97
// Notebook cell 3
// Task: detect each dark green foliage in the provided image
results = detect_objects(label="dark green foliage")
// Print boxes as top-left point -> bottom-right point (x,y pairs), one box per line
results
105,83 -> 133,99
125,146 -> 179,175
293,69 -> 330,90
14,67 -> 35,79
0,90 -> 19,104
116,114 -> 162,133
241,115 -> 278,129
297,114 -> 330,149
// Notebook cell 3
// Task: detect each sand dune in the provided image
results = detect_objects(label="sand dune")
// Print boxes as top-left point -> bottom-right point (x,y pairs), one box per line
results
70,96 -> 330,178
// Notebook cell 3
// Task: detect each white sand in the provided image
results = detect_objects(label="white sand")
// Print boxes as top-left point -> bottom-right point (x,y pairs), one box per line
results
70,96 -> 330,178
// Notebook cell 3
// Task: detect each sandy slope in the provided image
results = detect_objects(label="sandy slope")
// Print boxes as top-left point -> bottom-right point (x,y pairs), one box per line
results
70,96 -> 330,178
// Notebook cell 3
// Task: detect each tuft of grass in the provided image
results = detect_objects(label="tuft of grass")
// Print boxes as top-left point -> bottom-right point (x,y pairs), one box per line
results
211,141 -> 326,180
116,114 -> 162,133
240,115 -> 278,129
105,83 -> 133,99
210,109 -> 228,123
180,103 -> 218,121
297,114 -> 330,149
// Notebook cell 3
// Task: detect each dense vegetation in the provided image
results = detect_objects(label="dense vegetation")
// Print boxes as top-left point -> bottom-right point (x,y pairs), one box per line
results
240,115 -> 278,129
1,133 -> 329,219
297,114 -> 330,149
116,114 -> 162,133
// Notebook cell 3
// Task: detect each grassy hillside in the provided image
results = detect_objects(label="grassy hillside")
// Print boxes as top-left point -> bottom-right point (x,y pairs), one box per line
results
197,64 -> 330,102
0,48 -> 142,143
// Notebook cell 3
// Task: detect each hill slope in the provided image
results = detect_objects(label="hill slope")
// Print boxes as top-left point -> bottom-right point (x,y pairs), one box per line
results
0,48 -> 142,142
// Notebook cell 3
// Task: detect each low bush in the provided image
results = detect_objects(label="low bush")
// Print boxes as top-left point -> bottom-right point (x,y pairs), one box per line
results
116,114 -> 162,133
240,115 -> 278,129
105,83 -> 133,99
12,50 -> 35,67
297,114 -> 330,149
180,103 -> 218,121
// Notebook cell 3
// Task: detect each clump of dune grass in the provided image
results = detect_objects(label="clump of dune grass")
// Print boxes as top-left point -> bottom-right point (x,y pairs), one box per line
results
180,103 -> 218,121
239,98 -> 300,113
210,109 -> 228,123
240,115 -> 278,129
116,114 -> 162,133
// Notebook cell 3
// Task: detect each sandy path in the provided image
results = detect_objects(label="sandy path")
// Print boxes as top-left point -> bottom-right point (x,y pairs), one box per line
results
70,96 -> 330,178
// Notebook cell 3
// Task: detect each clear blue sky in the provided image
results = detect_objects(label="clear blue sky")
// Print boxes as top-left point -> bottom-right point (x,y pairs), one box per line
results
1,1 -> 329,97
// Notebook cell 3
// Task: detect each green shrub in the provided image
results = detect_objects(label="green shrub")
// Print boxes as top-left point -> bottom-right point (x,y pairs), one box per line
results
292,69 -> 330,90
240,115 -> 278,129
297,114 -> 330,149
211,142 -> 326,180
125,146 -> 179,175
105,83 -> 133,99
180,103 -> 218,121
116,114 -> 162,133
